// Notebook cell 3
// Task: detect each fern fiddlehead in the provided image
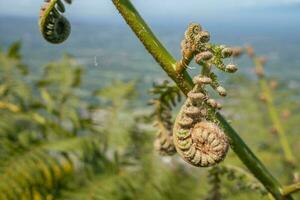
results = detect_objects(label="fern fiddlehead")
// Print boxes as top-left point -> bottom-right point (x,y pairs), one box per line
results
173,23 -> 238,167
153,101 -> 176,155
149,81 -> 182,156
39,0 -> 72,44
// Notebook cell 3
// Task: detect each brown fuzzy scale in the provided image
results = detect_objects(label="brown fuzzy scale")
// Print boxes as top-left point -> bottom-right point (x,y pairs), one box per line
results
173,84 -> 229,167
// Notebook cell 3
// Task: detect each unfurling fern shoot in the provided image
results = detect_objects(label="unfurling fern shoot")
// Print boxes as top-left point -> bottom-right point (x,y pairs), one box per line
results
153,102 -> 176,156
39,0 -> 72,44
173,23 -> 238,167
149,81 -> 182,156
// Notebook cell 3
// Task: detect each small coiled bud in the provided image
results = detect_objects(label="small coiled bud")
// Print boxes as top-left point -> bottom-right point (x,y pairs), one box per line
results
221,48 -> 233,58
195,51 -> 213,64
193,76 -> 212,85
225,64 -> 238,73
185,23 -> 202,42
187,91 -> 206,102
39,0 -> 72,44
207,99 -> 220,109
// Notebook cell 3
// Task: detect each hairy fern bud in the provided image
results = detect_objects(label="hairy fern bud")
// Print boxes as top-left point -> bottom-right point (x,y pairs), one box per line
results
39,0 -> 72,44
216,86 -> 227,97
225,64 -> 238,73
195,51 -> 213,64
173,77 -> 229,167
184,23 -> 202,42
221,48 -> 233,58
174,22 -> 240,167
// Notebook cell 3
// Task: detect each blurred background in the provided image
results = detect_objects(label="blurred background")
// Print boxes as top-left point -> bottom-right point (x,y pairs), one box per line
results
0,1 -> 299,200
1,0 -> 300,91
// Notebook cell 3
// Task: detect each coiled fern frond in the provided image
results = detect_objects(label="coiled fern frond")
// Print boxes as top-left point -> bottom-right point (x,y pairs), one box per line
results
149,80 -> 182,156
39,0 -> 72,44
173,23 -> 239,167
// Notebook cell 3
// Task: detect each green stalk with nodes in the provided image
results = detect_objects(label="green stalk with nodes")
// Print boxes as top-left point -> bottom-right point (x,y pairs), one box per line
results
246,46 -> 295,165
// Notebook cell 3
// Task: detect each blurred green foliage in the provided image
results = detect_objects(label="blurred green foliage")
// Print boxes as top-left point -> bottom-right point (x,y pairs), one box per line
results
0,42 -> 299,200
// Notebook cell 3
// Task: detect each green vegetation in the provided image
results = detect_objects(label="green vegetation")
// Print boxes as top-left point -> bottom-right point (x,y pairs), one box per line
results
0,0 -> 299,199
110,0 -> 299,199
0,38 -> 299,200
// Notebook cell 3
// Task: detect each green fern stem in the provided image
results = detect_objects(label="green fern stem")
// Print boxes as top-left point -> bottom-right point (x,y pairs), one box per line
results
111,0 -> 293,199
254,58 -> 295,164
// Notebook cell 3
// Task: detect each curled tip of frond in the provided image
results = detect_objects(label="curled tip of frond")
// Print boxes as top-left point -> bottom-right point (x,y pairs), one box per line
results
39,0 -> 72,44
185,23 -> 202,41
173,120 -> 229,167
178,22 -> 240,81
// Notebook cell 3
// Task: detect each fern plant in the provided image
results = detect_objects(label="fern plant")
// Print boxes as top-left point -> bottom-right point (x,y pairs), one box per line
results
0,43 -> 144,200
6,0 -> 297,199
149,80 -> 181,156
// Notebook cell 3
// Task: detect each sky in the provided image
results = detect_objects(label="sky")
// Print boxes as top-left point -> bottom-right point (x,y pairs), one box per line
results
0,0 -> 299,19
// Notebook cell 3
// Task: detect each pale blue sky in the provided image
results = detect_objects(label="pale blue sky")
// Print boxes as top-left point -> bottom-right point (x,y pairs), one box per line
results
0,0 -> 299,19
